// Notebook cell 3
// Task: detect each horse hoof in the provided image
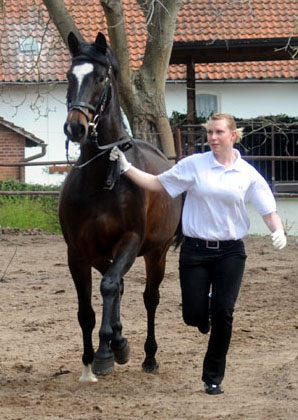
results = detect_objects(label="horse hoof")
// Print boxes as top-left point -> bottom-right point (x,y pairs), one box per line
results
92,355 -> 115,376
112,340 -> 130,365
79,364 -> 98,383
142,360 -> 159,374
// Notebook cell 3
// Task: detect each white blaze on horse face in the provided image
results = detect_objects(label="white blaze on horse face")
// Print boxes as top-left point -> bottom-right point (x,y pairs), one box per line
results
72,63 -> 94,93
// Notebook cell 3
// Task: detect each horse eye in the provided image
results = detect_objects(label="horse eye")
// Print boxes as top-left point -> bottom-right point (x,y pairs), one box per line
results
96,76 -> 104,83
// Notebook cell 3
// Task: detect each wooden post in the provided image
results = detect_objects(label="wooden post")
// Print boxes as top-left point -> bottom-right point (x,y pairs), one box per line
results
186,57 -> 196,154
175,128 -> 183,160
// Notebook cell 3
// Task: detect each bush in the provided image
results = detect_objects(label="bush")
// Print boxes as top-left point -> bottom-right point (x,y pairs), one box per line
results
169,111 -> 298,129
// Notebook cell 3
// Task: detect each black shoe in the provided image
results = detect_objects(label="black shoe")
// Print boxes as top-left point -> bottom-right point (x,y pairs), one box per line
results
198,321 -> 210,334
204,383 -> 224,395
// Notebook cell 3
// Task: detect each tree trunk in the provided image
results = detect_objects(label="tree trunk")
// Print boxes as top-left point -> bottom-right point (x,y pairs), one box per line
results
101,0 -> 183,161
42,0 -> 183,160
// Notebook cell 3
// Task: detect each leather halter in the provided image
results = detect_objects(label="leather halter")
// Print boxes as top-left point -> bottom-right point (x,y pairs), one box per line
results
65,55 -> 132,184
66,59 -> 131,149
67,63 -> 113,134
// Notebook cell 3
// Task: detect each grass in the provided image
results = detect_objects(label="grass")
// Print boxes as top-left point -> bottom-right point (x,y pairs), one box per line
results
0,198 -> 61,234
0,180 -> 61,234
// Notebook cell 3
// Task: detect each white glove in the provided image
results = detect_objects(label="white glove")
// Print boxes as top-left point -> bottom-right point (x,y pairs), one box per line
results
109,146 -> 131,174
271,229 -> 287,250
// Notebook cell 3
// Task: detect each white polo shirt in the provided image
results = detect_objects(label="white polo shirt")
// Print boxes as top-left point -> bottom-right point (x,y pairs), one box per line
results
158,150 -> 276,240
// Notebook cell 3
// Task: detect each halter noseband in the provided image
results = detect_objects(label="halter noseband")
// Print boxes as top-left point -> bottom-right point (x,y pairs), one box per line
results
67,101 -> 96,122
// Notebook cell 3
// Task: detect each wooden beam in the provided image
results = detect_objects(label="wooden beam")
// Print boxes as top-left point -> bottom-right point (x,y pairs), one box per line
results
170,37 -> 298,64
186,58 -> 196,123
186,57 -> 196,154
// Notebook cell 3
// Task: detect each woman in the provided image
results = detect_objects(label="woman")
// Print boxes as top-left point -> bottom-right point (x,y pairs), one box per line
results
110,113 -> 287,395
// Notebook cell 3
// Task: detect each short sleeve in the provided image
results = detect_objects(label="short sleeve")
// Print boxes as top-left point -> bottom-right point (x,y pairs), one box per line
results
158,156 -> 196,198
245,170 -> 276,215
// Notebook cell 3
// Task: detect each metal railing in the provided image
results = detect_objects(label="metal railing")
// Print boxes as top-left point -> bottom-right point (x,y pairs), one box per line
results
1,121 -> 298,197
0,160 -> 74,196
174,122 -> 298,197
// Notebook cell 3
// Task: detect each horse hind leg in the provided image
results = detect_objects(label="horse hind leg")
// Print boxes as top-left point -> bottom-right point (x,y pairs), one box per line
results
142,247 -> 168,373
68,252 -> 97,383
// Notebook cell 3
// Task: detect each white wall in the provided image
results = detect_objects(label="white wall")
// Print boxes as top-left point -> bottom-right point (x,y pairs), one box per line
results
165,81 -> 298,118
247,198 -> 298,236
1,80 -> 298,185
0,83 -> 79,185
0,81 -> 297,235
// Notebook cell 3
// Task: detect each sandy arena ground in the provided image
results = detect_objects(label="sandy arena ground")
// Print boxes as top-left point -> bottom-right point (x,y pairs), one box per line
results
0,230 -> 298,420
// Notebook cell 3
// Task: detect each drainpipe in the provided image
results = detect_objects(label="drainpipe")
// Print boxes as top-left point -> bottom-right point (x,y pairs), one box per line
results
23,143 -> 47,163
22,143 -> 47,181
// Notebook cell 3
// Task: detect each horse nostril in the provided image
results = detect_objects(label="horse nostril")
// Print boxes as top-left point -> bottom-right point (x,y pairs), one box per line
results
67,122 -> 87,142
76,123 -> 86,139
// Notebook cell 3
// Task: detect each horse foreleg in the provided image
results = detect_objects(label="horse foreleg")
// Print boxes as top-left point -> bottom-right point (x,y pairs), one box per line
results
110,277 -> 131,365
92,234 -> 139,376
68,250 -> 97,382
94,262 -> 130,366
142,247 -> 168,373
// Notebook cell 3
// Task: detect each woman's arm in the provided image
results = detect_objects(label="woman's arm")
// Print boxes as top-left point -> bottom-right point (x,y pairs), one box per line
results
262,211 -> 284,232
124,165 -> 165,192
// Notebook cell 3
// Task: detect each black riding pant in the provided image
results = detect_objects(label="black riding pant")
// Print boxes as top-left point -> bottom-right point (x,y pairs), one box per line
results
179,237 -> 247,386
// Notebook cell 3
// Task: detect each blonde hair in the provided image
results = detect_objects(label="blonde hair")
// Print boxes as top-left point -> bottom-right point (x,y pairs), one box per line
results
203,113 -> 244,143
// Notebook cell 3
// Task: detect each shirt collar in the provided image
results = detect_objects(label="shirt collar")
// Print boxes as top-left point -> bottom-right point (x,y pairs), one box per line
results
210,149 -> 242,172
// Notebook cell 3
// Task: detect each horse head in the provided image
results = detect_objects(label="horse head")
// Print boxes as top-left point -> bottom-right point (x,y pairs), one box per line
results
64,32 -> 119,147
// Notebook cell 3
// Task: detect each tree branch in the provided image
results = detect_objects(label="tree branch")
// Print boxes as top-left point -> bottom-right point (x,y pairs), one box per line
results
42,0 -> 83,46
138,0 -> 183,86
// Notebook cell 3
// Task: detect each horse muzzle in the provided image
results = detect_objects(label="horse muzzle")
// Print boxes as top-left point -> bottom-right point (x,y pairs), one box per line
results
64,110 -> 91,144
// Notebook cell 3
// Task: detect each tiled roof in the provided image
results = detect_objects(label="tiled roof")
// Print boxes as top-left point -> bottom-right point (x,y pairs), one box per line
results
1,0 -> 298,83
170,60 -> 298,81
175,0 -> 298,41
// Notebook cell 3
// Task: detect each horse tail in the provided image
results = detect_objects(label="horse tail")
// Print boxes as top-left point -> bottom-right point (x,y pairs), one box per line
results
172,193 -> 185,250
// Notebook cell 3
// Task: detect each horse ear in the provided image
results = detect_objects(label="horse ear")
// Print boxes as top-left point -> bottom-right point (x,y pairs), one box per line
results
68,32 -> 80,55
95,32 -> 107,53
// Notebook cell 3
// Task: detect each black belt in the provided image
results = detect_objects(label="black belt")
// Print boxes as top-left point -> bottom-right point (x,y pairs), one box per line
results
184,236 -> 239,249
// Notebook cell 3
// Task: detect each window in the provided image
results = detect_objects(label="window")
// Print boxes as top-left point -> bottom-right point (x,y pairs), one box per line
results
19,38 -> 41,55
196,93 -> 218,118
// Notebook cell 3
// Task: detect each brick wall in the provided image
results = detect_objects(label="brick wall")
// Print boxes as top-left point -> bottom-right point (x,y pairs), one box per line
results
0,125 -> 25,181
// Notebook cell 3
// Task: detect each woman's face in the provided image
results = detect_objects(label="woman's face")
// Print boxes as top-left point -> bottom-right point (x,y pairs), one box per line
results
206,118 -> 237,154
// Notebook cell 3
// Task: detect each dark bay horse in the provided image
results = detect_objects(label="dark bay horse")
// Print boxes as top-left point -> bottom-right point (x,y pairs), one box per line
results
59,32 -> 182,382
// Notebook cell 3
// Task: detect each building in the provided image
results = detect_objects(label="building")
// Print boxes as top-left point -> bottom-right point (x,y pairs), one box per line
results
1,1 -> 298,184
0,117 -> 46,181
0,1 -> 297,234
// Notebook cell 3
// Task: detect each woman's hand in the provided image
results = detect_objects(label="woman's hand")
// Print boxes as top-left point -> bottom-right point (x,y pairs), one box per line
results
110,146 -> 132,173
271,229 -> 287,250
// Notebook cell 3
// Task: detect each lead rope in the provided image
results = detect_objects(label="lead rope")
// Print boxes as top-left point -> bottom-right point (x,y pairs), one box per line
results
65,137 -> 71,165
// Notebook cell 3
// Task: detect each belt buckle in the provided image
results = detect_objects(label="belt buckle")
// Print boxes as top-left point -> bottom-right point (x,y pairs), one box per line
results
206,240 -> 219,249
